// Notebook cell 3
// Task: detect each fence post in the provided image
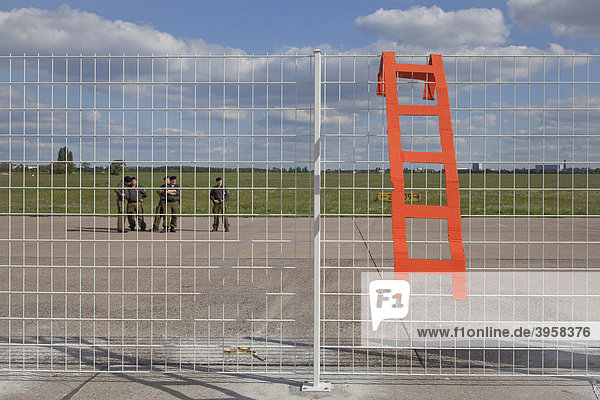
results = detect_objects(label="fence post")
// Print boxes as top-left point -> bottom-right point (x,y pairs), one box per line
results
302,49 -> 330,392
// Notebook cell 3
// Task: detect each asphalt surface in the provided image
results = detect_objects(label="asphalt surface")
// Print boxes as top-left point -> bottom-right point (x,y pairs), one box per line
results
0,373 -> 597,399
0,216 -> 598,378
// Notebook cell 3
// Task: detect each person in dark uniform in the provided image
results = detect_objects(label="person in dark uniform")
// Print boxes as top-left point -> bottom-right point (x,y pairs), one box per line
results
114,175 -> 132,233
152,176 -> 169,232
165,175 -> 180,232
126,177 -> 147,231
210,177 -> 230,232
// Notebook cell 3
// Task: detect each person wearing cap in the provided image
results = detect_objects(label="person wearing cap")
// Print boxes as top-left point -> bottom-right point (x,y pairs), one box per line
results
126,177 -> 147,231
165,175 -> 180,232
152,176 -> 170,232
114,175 -> 132,233
210,177 -> 230,232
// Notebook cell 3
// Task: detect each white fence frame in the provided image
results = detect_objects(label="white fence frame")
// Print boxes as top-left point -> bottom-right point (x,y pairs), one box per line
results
0,52 -> 598,385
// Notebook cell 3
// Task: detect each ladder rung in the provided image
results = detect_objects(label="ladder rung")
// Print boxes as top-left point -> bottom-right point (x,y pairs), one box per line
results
391,104 -> 440,116
402,151 -> 445,164
393,64 -> 435,74
395,204 -> 451,219
394,259 -> 463,273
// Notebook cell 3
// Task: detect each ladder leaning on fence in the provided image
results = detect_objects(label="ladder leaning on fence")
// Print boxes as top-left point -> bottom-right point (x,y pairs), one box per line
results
377,52 -> 467,300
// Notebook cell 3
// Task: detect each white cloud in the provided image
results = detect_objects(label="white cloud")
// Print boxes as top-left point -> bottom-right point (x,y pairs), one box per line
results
508,0 -> 600,37
283,109 -> 312,123
355,6 -> 509,48
0,5 -> 243,55
347,40 -> 585,86
0,6 -> 596,170
84,111 -> 102,124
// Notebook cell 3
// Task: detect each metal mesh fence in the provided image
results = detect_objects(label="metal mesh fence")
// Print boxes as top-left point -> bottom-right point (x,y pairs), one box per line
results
0,54 -> 316,373
0,53 -> 598,376
320,54 -> 600,376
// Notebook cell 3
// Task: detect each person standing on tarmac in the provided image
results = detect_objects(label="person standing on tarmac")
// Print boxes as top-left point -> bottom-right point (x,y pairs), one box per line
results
126,176 -> 147,231
165,175 -> 180,232
210,177 -> 230,232
114,175 -> 132,233
152,176 -> 169,232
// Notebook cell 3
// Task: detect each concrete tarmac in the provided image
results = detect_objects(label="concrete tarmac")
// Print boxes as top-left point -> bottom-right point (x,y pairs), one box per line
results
0,372 -> 597,399
0,216 -> 598,380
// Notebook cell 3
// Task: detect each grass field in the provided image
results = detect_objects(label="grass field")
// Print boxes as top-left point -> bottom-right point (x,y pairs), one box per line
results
0,170 -> 598,216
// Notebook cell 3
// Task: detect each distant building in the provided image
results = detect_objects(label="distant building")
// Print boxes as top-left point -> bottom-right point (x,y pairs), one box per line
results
472,163 -> 482,172
535,164 -> 559,173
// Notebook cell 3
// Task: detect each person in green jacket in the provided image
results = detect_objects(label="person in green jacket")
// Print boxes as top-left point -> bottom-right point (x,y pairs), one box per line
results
114,176 -> 132,233
152,176 -> 169,231
210,177 -> 230,232
126,177 -> 147,231
165,175 -> 180,233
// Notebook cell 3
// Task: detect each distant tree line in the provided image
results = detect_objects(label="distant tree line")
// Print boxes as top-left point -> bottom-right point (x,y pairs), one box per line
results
1,148 -> 598,175
52,146 -> 75,174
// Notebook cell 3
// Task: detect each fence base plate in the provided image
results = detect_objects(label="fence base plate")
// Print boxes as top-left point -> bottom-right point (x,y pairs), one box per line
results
301,381 -> 331,392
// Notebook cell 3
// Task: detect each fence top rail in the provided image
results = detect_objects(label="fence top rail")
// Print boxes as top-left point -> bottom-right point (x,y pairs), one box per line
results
0,54 -> 314,59
0,53 -> 599,59
324,54 -> 600,58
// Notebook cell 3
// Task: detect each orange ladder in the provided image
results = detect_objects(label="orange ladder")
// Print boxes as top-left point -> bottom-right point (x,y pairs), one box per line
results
377,52 -> 466,300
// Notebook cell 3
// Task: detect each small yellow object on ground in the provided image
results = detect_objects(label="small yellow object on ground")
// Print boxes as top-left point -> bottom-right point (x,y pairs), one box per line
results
224,347 -> 267,361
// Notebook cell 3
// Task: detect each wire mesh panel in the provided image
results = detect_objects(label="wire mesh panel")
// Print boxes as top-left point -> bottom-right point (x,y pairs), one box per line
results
320,54 -> 600,376
0,54 -> 316,373
1,52 -> 599,378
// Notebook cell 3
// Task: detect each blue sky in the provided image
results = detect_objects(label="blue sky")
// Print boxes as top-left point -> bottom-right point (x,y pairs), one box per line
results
0,1 -> 599,170
1,1 -> 599,54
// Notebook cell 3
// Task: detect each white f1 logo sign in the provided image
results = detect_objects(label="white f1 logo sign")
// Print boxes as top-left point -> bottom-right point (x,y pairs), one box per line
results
369,280 -> 410,330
